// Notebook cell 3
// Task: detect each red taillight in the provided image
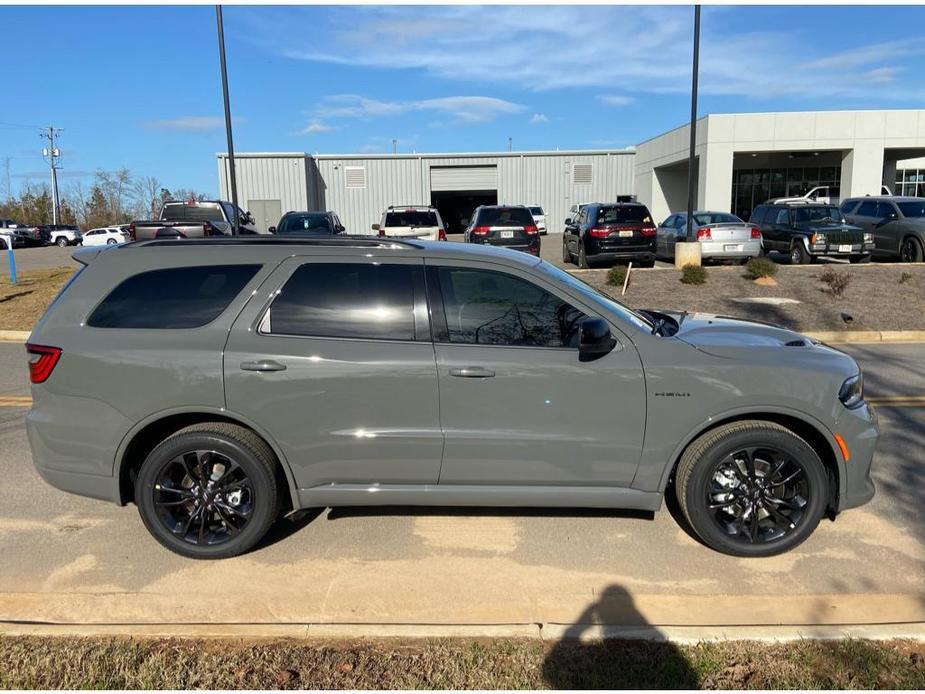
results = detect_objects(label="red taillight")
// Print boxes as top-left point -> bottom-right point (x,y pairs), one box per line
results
129,223 -> 136,240
203,222 -> 213,236
523,224 -> 538,235
589,227 -> 611,238
696,227 -> 712,240
640,226 -> 657,238
750,227 -> 761,239
377,227 -> 386,237
471,225 -> 490,235
26,343 -> 62,384
438,228 -> 447,241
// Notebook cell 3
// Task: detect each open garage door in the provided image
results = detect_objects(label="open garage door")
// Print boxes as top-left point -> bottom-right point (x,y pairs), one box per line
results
431,190 -> 497,234
430,165 -> 498,192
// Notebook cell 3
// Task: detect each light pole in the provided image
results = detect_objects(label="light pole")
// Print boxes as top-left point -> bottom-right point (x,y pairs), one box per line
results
685,5 -> 701,242
216,5 -> 239,235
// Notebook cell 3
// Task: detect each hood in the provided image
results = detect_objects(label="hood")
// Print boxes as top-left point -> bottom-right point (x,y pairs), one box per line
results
648,310 -> 815,351
799,223 -> 863,233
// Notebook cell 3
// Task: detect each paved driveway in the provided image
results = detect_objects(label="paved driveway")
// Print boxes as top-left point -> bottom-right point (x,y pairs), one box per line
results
0,341 -> 922,629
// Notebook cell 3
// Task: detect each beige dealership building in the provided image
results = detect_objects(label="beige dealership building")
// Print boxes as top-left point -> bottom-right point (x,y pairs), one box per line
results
220,109 -> 925,233
634,109 -> 925,224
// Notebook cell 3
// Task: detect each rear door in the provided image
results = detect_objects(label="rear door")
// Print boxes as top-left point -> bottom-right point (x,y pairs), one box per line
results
427,260 -> 646,486
224,255 -> 443,489
874,201 -> 901,255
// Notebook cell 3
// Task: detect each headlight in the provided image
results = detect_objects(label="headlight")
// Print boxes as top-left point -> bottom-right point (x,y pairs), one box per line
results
863,232 -> 873,244
811,233 -> 826,244
839,373 -> 864,409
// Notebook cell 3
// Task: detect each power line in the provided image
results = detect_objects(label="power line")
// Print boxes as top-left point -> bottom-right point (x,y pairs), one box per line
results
0,121 -> 45,130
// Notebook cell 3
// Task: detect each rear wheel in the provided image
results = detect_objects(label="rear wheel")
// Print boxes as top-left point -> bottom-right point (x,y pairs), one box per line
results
637,258 -> 655,268
55,237 -> 68,248
674,421 -> 828,557
900,236 -> 924,263
135,422 -> 281,559
106,238 -> 118,245
577,244 -> 591,269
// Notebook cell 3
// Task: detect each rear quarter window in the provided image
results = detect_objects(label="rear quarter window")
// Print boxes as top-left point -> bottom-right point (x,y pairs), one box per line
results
87,265 -> 260,329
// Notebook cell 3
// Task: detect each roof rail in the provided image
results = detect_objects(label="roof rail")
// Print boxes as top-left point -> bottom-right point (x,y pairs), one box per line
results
126,235 -> 423,250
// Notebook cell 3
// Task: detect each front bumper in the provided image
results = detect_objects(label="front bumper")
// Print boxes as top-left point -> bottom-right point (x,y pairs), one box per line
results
834,400 -> 879,511
810,242 -> 875,257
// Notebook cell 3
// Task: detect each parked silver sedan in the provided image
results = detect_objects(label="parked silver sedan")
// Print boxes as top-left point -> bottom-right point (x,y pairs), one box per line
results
657,211 -> 762,263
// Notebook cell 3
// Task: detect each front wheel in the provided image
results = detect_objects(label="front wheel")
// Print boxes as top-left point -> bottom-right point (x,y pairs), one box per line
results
135,422 -> 281,559
674,421 -> 828,557
849,254 -> 871,264
577,244 -> 590,269
790,243 -> 810,265
561,238 -> 573,264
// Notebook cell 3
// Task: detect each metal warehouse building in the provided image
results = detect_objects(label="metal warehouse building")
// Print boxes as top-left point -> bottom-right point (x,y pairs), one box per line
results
217,150 -> 636,235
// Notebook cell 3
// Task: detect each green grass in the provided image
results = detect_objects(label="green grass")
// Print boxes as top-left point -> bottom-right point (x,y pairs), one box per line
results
0,636 -> 922,689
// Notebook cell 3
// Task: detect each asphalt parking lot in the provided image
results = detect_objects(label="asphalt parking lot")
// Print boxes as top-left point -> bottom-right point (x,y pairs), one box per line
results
0,340 -> 922,629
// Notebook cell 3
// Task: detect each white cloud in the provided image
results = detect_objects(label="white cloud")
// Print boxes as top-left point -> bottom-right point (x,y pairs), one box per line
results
598,95 -> 635,107
238,5 -> 925,103
299,119 -> 334,134
142,116 -> 243,132
530,113 -> 549,124
313,94 -> 525,125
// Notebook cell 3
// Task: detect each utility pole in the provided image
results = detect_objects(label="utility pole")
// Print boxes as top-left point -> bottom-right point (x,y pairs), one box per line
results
392,139 -> 398,154
508,137 -> 513,152
216,5 -> 239,235
3,157 -> 10,202
685,5 -> 701,242
40,127 -> 61,224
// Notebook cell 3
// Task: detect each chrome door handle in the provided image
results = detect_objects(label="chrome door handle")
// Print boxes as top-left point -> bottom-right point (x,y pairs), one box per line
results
240,359 -> 287,372
449,367 -> 495,378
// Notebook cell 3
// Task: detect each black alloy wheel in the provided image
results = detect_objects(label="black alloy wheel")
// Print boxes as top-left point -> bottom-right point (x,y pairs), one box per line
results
900,237 -> 923,263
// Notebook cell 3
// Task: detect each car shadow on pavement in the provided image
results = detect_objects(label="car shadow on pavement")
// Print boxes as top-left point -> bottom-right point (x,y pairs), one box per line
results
541,584 -> 698,688
254,508 -> 326,551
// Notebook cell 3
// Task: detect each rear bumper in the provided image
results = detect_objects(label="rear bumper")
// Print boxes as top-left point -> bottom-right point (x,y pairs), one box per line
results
471,238 -> 541,254
700,239 -> 761,259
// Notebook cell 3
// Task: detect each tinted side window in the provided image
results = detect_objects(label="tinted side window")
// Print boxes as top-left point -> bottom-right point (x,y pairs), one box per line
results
265,263 -> 419,341
876,202 -> 897,218
774,208 -> 791,225
840,200 -> 858,214
749,205 -> 767,223
856,201 -> 878,216
436,268 -> 586,348
88,265 -> 260,329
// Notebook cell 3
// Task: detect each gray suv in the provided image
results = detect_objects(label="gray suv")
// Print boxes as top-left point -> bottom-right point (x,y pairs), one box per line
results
26,237 -> 878,559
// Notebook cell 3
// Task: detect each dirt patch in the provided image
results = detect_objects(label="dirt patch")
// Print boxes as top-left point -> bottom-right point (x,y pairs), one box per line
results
0,268 -> 74,331
581,263 -> 925,333
0,636 -> 922,689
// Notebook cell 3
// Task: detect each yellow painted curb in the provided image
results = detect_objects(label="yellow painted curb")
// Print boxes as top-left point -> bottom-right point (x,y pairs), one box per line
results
0,330 -> 30,343
0,396 -> 31,407
805,330 -> 925,344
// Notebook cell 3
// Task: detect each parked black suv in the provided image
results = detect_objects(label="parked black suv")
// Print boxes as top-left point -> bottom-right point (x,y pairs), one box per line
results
750,201 -> 873,264
563,202 -> 657,268
269,210 -> 345,236
464,205 -> 540,255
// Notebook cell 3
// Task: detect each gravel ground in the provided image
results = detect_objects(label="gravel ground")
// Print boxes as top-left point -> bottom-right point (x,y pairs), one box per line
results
582,263 -> 925,333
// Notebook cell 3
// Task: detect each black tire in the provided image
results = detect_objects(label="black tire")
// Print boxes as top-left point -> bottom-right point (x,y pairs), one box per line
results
55,237 -> 68,248
577,244 -> 591,269
900,236 -> 924,263
561,238 -> 573,264
849,254 -> 871,264
674,420 -> 828,557
790,243 -> 810,265
135,422 -> 281,559
637,258 -> 655,268
106,238 -> 117,245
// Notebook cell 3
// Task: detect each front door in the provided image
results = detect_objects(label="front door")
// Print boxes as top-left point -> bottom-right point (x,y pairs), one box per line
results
427,261 -> 646,487
224,256 -> 442,489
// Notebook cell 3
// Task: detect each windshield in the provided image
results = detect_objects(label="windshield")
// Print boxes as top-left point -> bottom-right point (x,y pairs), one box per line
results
384,210 -> 438,227
535,260 -> 653,333
693,212 -> 742,225
898,201 -> 925,218
528,206 -> 544,215
596,206 -> 652,225
791,205 -> 845,226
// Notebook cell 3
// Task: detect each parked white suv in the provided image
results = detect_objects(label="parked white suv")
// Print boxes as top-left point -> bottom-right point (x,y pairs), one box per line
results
82,227 -> 130,247
527,205 -> 547,235
372,205 -> 447,241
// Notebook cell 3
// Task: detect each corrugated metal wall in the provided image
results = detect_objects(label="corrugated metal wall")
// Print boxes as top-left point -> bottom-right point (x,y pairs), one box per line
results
218,151 -> 636,235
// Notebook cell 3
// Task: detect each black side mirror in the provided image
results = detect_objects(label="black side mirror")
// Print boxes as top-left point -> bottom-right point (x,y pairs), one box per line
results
565,218 -> 572,225
578,317 -> 616,362
267,226 -> 276,234
335,225 -> 345,233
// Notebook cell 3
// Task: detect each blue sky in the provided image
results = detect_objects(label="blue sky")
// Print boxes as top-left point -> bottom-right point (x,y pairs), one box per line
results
2,4 -> 924,198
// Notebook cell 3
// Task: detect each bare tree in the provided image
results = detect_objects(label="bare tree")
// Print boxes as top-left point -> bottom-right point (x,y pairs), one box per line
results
131,175 -> 163,219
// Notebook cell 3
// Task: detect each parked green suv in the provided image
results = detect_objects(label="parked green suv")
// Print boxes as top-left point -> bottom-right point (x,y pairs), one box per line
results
750,201 -> 874,264
26,237 -> 877,558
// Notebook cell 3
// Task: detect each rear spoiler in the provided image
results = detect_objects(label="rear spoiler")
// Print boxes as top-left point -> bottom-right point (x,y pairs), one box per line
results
72,245 -> 104,266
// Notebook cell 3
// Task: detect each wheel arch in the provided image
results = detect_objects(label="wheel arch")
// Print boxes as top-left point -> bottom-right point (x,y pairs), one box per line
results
657,408 -> 843,512
113,406 -> 299,509
902,233 -> 924,259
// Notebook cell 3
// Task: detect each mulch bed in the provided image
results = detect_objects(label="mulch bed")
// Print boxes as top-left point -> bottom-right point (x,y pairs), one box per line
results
580,263 -> 925,333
